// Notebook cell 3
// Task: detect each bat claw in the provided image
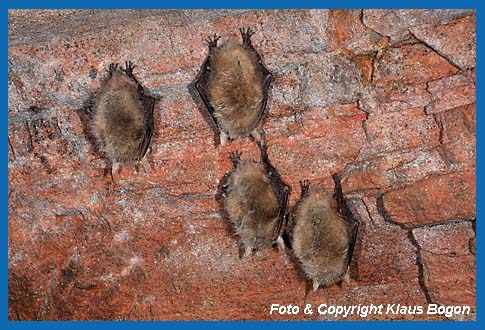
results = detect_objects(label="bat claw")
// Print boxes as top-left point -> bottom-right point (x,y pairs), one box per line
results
240,27 -> 256,46
229,150 -> 242,167
300,180 -> 310,197
239,27 -> 255,37
205,33 -> 220,48
124,61 -> 136,76
108,62 -> 120,76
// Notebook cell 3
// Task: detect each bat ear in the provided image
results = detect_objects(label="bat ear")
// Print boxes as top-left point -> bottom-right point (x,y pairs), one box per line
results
312,280 -> 320,292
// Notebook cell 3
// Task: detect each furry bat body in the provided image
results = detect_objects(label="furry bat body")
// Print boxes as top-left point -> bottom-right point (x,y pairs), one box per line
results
288,180 -> 359,291
220,141 -> 289,258
195,28 -> 273,145
92,61 -> 155,170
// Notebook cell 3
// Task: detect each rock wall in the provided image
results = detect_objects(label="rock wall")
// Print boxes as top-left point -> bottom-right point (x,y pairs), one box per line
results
8,9 -> 475,320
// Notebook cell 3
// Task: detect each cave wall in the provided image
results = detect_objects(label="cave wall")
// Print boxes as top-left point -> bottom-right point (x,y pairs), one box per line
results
8,9 -> 476,320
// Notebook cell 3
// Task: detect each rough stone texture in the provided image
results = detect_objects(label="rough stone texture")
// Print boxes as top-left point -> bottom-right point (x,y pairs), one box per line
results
410,15 -> 476,70
382,171 -> 475,228
8,9 -> 475,320
371,41 -> 459,114
412,222 -> 476,320
425,70 -> 475,115
362,10 -> 474,41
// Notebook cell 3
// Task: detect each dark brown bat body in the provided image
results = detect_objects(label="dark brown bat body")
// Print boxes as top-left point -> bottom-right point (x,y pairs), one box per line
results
195,28 -> 272,145
92,62 -> 155,167
289,181 -> 358,291
221,141 -> 289,258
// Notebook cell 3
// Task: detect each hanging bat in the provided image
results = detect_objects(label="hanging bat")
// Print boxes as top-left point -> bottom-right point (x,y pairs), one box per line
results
194,27 -> 273,145
219,138 -> 289,258
287,179 -> 359,291
91,61 -> 155,173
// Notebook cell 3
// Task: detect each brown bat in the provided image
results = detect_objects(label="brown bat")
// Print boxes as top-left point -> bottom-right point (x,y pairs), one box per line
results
219,139 -> 289,258
194,27 -> 273,145
287,179 -> 359,291
91,61 -> 155,173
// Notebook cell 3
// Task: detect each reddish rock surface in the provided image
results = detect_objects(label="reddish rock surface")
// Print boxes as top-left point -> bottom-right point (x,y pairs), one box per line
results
412,222 -> 476,320
382,171 -> 475,228
410,15 -> 476,70
425,70 -> 476,115
8,10 -> 475,320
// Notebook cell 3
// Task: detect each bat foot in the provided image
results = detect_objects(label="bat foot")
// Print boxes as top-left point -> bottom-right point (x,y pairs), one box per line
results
124,60 -> 136,77
108,62 -> 120,76
205,33 -> 220,49
229,150 -> 242,168
299,180 -> 310,198
239,27 -> 255,46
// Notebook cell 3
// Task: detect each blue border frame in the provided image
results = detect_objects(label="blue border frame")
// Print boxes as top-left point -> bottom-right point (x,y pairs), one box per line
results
2,0 -> 480,9
4,0 -> 480,328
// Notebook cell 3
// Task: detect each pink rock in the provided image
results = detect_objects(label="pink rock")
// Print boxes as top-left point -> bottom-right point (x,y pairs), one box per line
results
412,222 -> 475,311
411,15 -> 476,70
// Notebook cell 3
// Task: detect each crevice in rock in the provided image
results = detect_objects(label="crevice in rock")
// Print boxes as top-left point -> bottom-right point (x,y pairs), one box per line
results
99,214 -> 112,231
24,121 -> 34,152
367,51 -> 378,85
376,194 -> 475,230
432,112 -> 444,144
375,193 -> 405,229
423,80 -> 434,115
436,144 -> 462,170
10,104 -> 49,124
414,218 -> 475,229
359,10 -> 385,38
407,230 -> 433,304
360,197 -> 376,227
361,116 -> 369,140
375,188 -> 472,231
408,30 -> 463,71
8,135 -> 16,160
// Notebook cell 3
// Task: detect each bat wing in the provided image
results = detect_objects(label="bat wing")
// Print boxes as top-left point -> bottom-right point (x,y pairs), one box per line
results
345,219 -> 360,271
137,95 -> 155,160
256,66 -> 273,127
258,142 -> 290,242
272,183 -> 289,242
332,173 -> 360,271
194,56 -> 221,132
